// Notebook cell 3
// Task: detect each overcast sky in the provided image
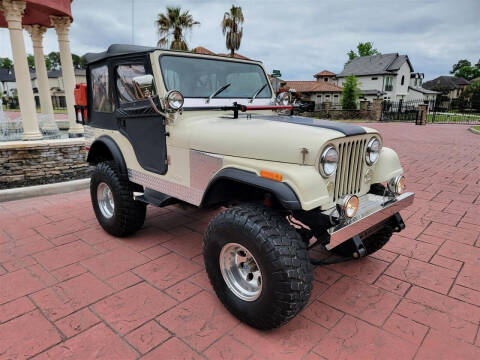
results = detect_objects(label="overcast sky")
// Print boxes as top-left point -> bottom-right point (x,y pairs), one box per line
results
0,0 -> 478,81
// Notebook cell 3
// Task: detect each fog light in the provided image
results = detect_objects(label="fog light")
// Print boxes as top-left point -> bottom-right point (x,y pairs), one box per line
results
336,195 -> 359,218
387,176 -> 406,195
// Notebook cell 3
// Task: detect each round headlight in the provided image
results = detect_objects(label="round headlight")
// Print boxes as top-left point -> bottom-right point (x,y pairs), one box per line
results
336,195 -> 359,218
366,137 -> 381,165
166,90 -> 184,110
387,175 -> 406,195
276,92 -> 290,106
320,145 -> 338,177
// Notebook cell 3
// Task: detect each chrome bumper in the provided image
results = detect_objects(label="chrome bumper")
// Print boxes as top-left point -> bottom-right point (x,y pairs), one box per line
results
324,192 -> 415,249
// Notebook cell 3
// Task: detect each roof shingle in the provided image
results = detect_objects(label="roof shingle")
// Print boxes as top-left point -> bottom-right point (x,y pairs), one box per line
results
283,80 -> 342,93
337,53 -> 412,77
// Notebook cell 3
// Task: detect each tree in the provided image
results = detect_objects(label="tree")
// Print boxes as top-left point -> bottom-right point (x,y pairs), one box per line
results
455,65 -> 480,81
71,54 -> 86,69
47,52 -> 61,70
347,42 -> 380,63
27,54 -> 35,69
460,81 -> 480,111
451,59 -> 471,74
340,75 -> 361,109
156,7 -> 200,51
221,5 -> 244,57
0,57 -> 13,69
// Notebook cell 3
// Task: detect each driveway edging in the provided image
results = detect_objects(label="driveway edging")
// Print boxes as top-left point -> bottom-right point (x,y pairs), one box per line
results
0,178 -> 90,202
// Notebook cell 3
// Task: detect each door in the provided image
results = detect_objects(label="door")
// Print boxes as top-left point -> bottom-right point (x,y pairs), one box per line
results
114,62 -> 168,175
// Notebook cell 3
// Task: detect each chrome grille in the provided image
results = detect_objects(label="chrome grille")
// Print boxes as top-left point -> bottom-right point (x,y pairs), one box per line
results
334,138 -> 367,201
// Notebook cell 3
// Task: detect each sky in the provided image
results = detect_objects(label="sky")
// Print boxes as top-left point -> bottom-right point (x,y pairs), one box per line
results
0,0 -> 479,81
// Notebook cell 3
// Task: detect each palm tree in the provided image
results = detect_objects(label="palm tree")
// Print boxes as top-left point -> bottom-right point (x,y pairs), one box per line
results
156,7 -> 200,51
221,5 -> 244,57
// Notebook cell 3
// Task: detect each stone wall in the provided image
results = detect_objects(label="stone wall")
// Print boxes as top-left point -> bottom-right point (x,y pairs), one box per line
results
0,138 -> 92,189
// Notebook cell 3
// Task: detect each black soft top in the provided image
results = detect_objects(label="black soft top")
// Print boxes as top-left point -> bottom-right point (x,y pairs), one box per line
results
84,44 -> 262,65
84,44 -> 156,65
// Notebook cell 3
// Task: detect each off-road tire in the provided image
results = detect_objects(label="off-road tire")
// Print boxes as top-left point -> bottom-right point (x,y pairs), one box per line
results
331,220 -> 394,257
203,204 -> 313,330
90,161 -> 146,237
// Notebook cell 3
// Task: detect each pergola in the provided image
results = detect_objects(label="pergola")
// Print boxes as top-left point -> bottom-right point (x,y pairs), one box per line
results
0,0 -> 83,139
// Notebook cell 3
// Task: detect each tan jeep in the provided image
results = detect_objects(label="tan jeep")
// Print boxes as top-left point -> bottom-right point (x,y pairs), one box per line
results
78,44 -> 414,329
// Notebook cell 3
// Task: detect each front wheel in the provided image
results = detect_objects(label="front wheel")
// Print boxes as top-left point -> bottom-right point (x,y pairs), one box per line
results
90,161 -> 146,237
203,204 -> 313,330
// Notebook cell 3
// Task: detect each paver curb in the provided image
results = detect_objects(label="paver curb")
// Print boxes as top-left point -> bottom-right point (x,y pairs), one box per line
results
0,178 -> 90,202
468,127 -> 480,135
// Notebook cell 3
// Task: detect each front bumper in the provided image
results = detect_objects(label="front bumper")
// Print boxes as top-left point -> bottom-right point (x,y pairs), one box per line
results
324,192 -> 415,249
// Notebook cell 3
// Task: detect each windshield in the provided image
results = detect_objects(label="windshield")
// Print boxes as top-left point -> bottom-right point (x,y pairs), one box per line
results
159,55 -> 272,99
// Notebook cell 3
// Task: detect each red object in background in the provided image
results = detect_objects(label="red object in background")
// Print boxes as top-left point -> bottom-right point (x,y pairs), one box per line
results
74,83 -> 87,106
74,83 -> 87,123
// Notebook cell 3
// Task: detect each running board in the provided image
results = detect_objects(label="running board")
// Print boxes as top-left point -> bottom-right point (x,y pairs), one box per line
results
134,188 -> 178,207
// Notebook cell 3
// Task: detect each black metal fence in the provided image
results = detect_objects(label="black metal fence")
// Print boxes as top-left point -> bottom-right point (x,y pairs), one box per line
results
381,100 -> 429,122
429,99 -> 480,124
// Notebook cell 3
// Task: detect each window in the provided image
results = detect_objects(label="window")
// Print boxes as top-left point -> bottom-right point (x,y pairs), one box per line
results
116,64 -> 151,104
384,77 -> 393,92
371,77 -> 378,80
401,75 -> 405,86
334,94 -> 338,98
324,77 -> 328,82
325,94 -> 330,98
159,56 -> 272,98
91,65 -> 113,112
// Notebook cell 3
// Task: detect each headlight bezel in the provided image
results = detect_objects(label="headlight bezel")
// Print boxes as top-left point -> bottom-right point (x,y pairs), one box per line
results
276,92 -> 290,106
165,90 -> 184,111
365,136 -> 382,166
319,144 -> 338,178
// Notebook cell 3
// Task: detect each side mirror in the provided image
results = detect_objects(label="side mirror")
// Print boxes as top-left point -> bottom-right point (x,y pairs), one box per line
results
132,74 -> 155,100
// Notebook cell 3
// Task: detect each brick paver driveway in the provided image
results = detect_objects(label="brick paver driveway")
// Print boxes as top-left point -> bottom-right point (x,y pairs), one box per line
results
1,123 -> 480,359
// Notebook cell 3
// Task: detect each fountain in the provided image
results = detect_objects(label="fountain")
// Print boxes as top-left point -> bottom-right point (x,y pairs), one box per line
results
0,105 -> 64,141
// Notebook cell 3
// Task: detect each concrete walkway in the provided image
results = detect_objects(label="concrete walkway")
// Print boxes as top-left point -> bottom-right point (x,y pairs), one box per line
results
0,123 -> 479,359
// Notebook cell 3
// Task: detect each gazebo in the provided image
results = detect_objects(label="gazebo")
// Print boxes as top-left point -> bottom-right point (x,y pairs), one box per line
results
0,0 -> 83,139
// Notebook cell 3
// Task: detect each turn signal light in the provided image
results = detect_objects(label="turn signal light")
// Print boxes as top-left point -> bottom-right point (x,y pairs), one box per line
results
260,170 -> 283,182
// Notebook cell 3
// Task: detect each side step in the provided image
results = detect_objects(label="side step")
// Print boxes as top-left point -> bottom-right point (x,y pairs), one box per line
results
134,188 -> 178,207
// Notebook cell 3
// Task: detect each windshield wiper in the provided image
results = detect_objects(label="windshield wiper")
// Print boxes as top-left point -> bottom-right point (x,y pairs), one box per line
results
206,83 -> 231,104
249,83 -> 267,103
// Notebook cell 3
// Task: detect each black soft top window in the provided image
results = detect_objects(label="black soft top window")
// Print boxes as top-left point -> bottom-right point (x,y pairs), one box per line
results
159,55 -> 272,99
90,65 -> 114,112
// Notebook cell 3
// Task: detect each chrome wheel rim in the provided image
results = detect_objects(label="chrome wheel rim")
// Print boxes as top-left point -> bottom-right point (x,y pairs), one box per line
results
97,182 -> 114,219
219,243 -> 262,301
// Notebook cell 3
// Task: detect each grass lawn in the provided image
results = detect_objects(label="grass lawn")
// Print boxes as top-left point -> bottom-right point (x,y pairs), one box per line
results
428,112 -> 480,123
472,126 -> 480,131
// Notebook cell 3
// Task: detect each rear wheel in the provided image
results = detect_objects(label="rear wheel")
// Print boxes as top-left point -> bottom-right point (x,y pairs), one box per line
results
203,204 -> 312,330
91,161 -> 146,237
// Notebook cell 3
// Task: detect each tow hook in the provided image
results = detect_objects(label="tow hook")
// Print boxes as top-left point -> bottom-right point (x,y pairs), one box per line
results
352,235 -> 367,258
392,213 -> 405,232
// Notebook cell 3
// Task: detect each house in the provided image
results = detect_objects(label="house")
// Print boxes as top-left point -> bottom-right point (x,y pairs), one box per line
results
313,70 -> 336,83
336,53 -> 414,102
1,67 -> 86,109
32,68 -> 86,108
278,71 -> 343,109
191,46 -> 250,60
422,76 -> 470,100
406,72 -> 439,103
0,68 -> 17,98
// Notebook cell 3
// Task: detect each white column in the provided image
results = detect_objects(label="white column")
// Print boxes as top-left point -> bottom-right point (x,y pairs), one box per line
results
50,15 -> 84,137
25,24 -> 56,128
0,0 -> 42,140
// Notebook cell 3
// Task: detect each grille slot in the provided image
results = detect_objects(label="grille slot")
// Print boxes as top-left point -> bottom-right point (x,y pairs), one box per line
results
333,138 -> 366,201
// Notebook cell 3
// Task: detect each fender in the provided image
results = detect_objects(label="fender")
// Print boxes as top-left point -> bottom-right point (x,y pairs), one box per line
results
87,135 -> 127,174
371,147 -> 403,184
201,168 -> 302,210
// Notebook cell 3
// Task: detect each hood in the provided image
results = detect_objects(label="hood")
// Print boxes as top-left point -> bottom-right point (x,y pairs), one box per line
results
187,113 -> 376,165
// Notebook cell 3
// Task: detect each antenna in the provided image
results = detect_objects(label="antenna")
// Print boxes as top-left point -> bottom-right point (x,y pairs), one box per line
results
131,0 -> 134,44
